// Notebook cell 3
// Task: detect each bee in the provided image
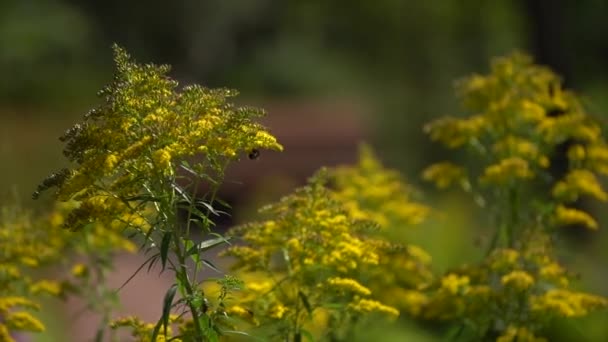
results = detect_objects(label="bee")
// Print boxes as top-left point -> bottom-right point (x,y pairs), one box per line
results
248,149 -> 260,160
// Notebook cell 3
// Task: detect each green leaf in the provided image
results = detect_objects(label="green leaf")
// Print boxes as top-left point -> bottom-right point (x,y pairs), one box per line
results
160,231 -> 172,272
147,254 -> 160,273
118,253 -> 159,291
300,329 -> 315,342
171,182 -> 191,202
197,200 -> 221,216
202,259 -> 222,273
152,283 -> 178,341
186,236 -> 231,256
298,291 -> 312,315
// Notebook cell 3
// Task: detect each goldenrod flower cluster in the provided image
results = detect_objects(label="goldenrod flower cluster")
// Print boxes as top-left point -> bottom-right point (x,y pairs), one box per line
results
423,52 -> 608,232
330,144 -> 431,227
328,146 -> 434,316
422,53 -> 608,340
28,45 -> 283,341
110,315 -> 185,342
0,201 -> 135,341
34,45 -> 282,233
423,232 -> 606,338
223,147 -> 434,340
224,172 -> 395,339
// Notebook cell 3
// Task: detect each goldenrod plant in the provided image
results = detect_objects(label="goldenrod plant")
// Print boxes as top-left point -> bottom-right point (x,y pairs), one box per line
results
0,205 -> 62,341
33,45 -> 282,341
220,148 -> 433,340
422,53 -> 607,340
0,201 -> 135,342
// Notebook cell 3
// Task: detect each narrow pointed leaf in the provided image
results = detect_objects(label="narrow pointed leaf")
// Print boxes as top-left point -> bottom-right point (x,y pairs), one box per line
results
298,291 -> 312,315
202,259 -> 222,273
160,231 -> 172,271
186,236 -> 230,256
152,283 -> 178,341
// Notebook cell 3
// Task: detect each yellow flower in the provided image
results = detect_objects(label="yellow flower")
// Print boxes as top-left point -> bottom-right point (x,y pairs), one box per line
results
554,205 -> 598,230
497,325 -> 547,342
492,135 -> 539,160
480,157 -> 533,185
71,263 -> 88,277
407,245 -> 432,264
327,277 -> 372,296
226,305 -> 258,325
519,100 -> 546,122
422,162 -> 466,189
3,311 -> 45,332
269,303 -> 288,319
440,274 -> 470,295
587,144 -> 608,162
501,270 -> 535,290
152,148 -> 172,170
348,299 -> 399,318
103,154 -> 119,172
29,280 -> 62,296
567,144 -> 586,162
424,115 -> 486,149
552,169 -> 608,202
531,289 -> 608,317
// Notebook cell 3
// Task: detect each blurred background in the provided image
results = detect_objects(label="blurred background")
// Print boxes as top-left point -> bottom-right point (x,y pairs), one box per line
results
1,0 -> 607,340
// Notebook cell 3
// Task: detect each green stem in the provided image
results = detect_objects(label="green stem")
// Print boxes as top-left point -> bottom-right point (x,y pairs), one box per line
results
174,239 -> 205,340
507,185 -> 519,248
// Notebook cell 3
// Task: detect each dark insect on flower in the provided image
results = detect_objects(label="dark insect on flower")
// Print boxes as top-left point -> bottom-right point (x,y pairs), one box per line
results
248,149 -> 260,160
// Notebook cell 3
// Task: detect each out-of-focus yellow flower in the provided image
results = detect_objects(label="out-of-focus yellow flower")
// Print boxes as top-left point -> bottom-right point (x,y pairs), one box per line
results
327,277 -> 372,296
348,299 -> 400,318
531,289 -> 608,318
422,162 -> 466,189
424,115 -> 487,149
440,274 -> 470,295
554,205 -> 598,230
497,325 -> 547,342
331,144 -> 431,228
269,303 -> 288,319
501,270 -> 535,290
480,157 -> 534,185
552,169 -> 608,202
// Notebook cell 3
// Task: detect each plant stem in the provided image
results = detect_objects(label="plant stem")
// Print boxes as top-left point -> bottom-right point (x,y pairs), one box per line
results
174,233 -> 205,340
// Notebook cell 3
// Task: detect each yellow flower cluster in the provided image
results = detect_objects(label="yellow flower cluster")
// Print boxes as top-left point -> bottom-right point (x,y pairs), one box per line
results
328,146 -> 434,315
497,325 -> 547,342
422,231 -> 607,339
501,270 -> 534,290
0,205 -> 66,341
326,277 -> 372,296
224,173 -> 397,335
552,169 -> 608,202
113,275 -> 247,341
0,200 -> 136,341
348,299 -> 400,318
440,273 -> 470,295
222,146 -> 437,339
422,162 -> 466,189
420,53 -> 608,339
35,45 -> 282,233
553,204 -> 598,230
480,157 -> 534,185
329,144 -> 431,228
424,115 -> 486,149
423,52 -> 608,231
110,315 -> 188,342
531,288 -> 608,318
